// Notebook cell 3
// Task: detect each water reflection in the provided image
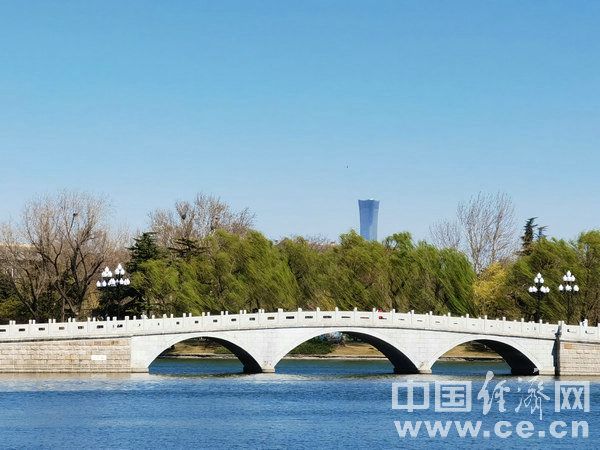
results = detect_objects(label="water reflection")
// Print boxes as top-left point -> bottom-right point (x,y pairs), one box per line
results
0,358 -> 595,385
0,358 -> 525,392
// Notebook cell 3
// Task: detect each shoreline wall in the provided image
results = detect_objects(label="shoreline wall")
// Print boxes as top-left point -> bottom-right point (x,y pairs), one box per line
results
0,338 -> 135,373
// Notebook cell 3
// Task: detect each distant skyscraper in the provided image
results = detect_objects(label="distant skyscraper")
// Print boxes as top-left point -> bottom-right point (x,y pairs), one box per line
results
358,199 -> 379,241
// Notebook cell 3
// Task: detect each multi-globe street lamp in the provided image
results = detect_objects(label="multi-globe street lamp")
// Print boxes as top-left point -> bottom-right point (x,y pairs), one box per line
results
559,270 -> 579,325
96,264 -> 130,319
528,273 -> 550,323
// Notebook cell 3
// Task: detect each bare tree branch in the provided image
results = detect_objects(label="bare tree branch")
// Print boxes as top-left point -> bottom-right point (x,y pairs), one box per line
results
149,193 -> 255,249
0,191 -> 119,320
430,192 -> 517,273
429,220 -> 461,250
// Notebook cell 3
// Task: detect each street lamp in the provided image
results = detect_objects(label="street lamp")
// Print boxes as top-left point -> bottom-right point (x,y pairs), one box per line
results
96,264 -> 130,319
559,270 -> 579,325
528,272 -> 550,323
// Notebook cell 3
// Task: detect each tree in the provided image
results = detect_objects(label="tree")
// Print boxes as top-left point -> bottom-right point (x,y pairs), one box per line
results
0,191 -> 117,320
128,229 -> 300,316
520,218 -> 537,256
149,193 -> 255,251
127,232 -> 162,273
395,241 -> 476,316
574,231 -> 600,324
328,231 -> 391,311
278,237 -> 333,309
0,271 -> 35,323
229,231 -> 299,312
123,232 -> 163,315
473,262 -> 514,318
430,192 -> 517,273
0,224 -> 54,320
384,232 -> 415,311
457,192 -> 516,273
429,220 -> 461,250
503,237 -> 579,323
537,225 -> 548,240
130,259 -> 185,315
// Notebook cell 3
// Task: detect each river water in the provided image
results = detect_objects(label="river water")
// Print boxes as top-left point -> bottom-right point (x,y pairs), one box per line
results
0,358 -> 597,449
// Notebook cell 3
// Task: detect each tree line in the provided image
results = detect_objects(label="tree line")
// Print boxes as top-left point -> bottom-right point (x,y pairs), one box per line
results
1,191 -> 599,325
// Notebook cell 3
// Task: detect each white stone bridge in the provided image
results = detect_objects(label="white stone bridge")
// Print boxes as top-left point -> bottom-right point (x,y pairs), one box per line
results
0,308 -> 599,376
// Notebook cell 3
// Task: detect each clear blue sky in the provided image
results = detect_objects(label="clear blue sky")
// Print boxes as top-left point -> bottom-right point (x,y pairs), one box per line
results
1,1 -> 599,242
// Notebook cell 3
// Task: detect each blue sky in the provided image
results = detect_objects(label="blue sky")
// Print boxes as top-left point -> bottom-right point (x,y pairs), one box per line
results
1,1 -> 599,242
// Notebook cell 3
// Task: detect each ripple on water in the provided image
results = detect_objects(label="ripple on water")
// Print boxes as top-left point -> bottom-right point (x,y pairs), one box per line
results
0,359 -> 598,449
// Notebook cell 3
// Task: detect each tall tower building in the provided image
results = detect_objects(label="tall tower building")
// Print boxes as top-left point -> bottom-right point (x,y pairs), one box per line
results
358,199 -> 379,241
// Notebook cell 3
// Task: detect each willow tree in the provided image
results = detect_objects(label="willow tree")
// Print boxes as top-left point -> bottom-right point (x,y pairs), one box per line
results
396,241 -> 476,316
326,231 -> 391,311
278,236 -> 336,310
574,231 -> 600,324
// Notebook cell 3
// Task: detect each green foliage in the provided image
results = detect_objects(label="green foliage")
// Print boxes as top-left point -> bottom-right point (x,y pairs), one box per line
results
0,273 -> 60,323
234,231 -> 300,311
10,191 -> 600,327
213,346 -> 232,354
121,226 -> 600,326
125,228 -> 479,319
288,338 -> 333,355
328,231 -> 391,311
170,237 -> 203,261
130,259 -> 184,314
573,231 -> 600,324
127,230 -> 300,316
127,232 -> 163,273
279,237 -> 332,309
473,263 -> 514,318
0,275 -> 30,323
382,233 -> 476,316
391,242 -> 476,316
499,233 -> 600,324
520,218 -> 537,256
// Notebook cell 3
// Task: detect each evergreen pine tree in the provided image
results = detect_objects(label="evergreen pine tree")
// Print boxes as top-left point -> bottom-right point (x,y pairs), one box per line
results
520,218 -> 537,255
127,232 -> 162,272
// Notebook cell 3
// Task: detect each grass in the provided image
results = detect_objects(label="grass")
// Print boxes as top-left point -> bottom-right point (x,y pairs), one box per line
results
288,338 -> 334,355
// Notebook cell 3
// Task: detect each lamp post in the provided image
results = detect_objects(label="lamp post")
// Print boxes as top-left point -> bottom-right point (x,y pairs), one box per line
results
96,264 -> 130,319
528,272 -> 550,323
559,270 -> 579,325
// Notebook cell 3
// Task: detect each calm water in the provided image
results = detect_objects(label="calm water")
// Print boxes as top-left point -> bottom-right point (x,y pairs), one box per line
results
0,358 -> 597,449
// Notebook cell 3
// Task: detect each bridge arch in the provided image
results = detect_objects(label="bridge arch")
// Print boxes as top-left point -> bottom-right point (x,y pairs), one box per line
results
134,332 -> 263,373
269,328 -> 421,374
425,335 -> 545,375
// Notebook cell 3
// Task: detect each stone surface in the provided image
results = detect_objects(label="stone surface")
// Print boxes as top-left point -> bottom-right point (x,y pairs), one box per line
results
0,338 -> 131,372
0,310 -> 598,375
558,340 -> 600,375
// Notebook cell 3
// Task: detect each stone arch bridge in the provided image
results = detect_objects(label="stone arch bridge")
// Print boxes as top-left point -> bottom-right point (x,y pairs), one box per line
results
0,309 -> 598,376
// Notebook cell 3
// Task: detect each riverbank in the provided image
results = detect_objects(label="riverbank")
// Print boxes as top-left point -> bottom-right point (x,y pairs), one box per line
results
161,353 -> 502,362
162,340 -> 502,361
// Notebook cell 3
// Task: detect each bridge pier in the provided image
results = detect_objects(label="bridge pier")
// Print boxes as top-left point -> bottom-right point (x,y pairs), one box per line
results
392,367 -> 422,374
259,364 -> 276,373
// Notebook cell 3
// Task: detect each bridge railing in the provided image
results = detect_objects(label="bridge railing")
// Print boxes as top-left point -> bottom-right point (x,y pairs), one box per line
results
561,323 -> 600,340
0,309 -> 596,342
